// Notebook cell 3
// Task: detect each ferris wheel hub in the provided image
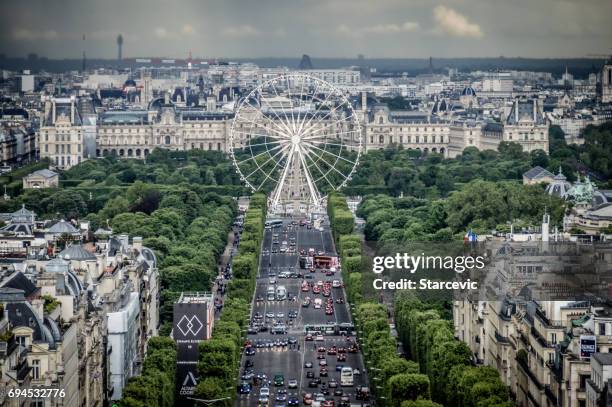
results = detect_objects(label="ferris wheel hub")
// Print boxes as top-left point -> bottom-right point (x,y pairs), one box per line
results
291,134 -> 301,145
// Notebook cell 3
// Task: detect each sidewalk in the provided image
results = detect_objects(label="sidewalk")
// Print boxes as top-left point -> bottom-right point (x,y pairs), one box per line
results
212,224 -> 241,320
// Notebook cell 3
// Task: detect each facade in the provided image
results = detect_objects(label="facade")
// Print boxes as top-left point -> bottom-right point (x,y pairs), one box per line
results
454,236 -> 612,407
38,97 -> 85,169
504,99 -> 549,153
23,169 -> 59,189
0,207 -> 159,406
0,119 -> 37,166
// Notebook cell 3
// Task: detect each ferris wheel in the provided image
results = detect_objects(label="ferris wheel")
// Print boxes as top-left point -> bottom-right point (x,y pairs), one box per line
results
229,73 -> 362,212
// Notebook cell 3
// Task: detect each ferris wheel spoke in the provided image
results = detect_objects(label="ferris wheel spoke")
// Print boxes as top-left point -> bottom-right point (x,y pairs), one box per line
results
303,142 -> 356,166
235,114 -> 292,140
233,139 -> 285,151
256,145 -> 290,190
302,148 -> 337,190
236,144 -> 282,165
296,146 -> 321,204
302,145 -> 351,181
297,88 -> 336,137
301,128 -> 358,143
301,111 -> 356,140
300,95 -> 354,136
296,78 -> 323,134
272,145 -> 295,207
245,143 -> 290,180
267,79 -> 297,135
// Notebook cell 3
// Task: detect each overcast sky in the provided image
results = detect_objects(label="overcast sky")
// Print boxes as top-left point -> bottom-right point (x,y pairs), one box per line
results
0,0 -> 610,59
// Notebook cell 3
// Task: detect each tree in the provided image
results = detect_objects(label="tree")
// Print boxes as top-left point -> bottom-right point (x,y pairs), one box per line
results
388,373 -> 431,406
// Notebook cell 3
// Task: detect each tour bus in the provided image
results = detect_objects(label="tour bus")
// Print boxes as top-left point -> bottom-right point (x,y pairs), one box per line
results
340,367 -> 354,386
265,219 -> 283,229
275,285 -> 287,301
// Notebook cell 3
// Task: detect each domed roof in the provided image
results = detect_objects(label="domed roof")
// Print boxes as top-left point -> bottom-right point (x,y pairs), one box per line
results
59,244 -> 96,261
47,220 -> 79,235
45,257 -> 70,273
545,168 -> 572,198
461,87 -> 476,96
124,79 -> 137,87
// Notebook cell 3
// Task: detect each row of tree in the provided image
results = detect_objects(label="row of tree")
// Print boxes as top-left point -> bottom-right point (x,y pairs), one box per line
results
195,193 -> 267,405
394,293 -> 512,407
120,337 -> 178,407
328,193 -> 441,406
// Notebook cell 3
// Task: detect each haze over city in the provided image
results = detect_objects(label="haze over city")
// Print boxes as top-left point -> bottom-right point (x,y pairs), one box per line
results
0,0 -> 611,59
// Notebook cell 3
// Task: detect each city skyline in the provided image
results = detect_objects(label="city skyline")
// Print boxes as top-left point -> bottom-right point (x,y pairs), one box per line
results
0,0 -> 611,59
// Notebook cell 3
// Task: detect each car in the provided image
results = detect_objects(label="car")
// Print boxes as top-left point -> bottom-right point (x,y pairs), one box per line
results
328,380 -> 338,389
269,278 -> 277,284
254,312 -> 263,319
336,298 -> 345,304
275,393 -> 287,402
305,334 -> 313,341
288,336 -> 297,345
332,280 -> 341,288
288,397 -> 299,406
306,371 -> 315,378
242,371 -> 255,380
337,354 -> 346,362
315,393 -> 326,402
327,346 -> 337,355
302,300 -> 311,308
319,367 -> 328,377
317,353 -> 326,360
245,347 -> 256,356
247,326 -> 258,334
266,311 -> 275,318
238,382 -> 252,394
308,380 -> 319,388
276,312 -> 285,318
337,347 -> 346,353
303,393 -> 313,405
335,364 -> 344,372
304,361 -> 313,368
325,308 -> 334,315
319,359 -> 327,366
322,401 -> 335,407
288,311 -> 298,318
258,396 -> 269,406
260,387 -> 270,397
288,379 -> 298,388
315,335 -> 324,341
274,374 -> 284,386
333,388 -> 343,396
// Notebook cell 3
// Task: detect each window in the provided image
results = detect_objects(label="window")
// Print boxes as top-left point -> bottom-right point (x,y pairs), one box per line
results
551,333 -> 557,345
16,336 -> 26,347
379,135 -> 384,144
217,143 -> 221,150
600,323 -> 607,336
165,135 -> 171,145
30,400 -> 44,407
378,117 -> 383,124
32,359 -> 40,379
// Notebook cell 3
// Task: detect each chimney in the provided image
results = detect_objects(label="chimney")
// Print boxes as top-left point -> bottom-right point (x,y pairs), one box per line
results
52,100 -> 56,124
361,91 -> 367,112
44,98 -> 51,123
117,234 -> 129,251
532,99 -> 537,122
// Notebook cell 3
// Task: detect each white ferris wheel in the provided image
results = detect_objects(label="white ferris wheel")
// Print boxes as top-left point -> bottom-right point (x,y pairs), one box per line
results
229,73 -> 363,213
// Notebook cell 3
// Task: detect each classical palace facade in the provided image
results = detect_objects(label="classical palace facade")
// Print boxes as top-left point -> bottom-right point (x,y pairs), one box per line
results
38,93 -> 549,169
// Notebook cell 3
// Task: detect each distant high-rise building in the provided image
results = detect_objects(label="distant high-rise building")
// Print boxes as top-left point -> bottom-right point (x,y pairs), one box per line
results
298,54 -> 313,70
117,34 -> 123,61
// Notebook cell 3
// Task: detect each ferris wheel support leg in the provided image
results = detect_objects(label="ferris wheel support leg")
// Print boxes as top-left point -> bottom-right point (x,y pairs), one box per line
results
271,145 -> 295,208
296,145 -> 320,208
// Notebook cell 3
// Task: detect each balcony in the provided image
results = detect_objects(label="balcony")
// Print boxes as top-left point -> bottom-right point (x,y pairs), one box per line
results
517,355 -> 544,390
495,330 -> 510,344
